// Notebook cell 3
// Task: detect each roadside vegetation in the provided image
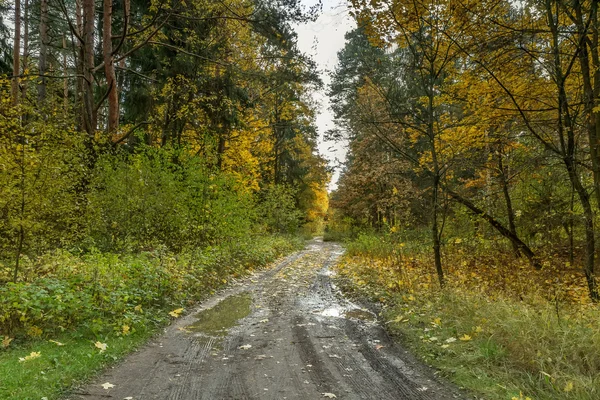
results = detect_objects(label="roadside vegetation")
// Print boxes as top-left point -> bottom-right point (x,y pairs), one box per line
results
331,230 -> 599,400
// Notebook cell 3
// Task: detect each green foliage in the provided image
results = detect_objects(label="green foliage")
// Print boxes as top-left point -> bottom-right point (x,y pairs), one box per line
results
86,145 -> 254,251
257,184 -> 304,233
0,112 -> 88,258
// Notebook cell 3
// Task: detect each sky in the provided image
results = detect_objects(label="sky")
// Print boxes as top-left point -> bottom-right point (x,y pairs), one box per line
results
293,0 -> 355,191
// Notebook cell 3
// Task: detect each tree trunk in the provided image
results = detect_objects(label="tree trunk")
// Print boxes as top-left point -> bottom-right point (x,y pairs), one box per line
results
573,0 -> 600,209
63,34 -> 69,113
497,151 -> 521,257
12,0 -> 21,105
444,187 -> 541,269
20,0 -> 28,105
103,0 -> 119,132
38,0 -> 48,104
563,156 -> 599,301
83,0 -> 96,136
75,0 -> 84,131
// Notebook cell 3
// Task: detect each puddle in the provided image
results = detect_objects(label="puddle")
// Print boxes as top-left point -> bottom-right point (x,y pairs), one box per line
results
186,292 -> 252,337
345,309 -> 376,321
320,307 -> 342,317
315,305 -> 376,322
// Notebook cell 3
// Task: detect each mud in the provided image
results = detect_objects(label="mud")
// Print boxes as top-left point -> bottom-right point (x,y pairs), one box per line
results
68,239 -> 466,400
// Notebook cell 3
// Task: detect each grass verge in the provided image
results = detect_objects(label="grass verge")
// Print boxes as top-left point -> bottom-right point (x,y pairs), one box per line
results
0,234 -> 304,399
335,234 -> 600,400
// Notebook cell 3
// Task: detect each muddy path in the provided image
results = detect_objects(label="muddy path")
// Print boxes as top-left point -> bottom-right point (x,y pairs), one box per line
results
69,239 -> 465,400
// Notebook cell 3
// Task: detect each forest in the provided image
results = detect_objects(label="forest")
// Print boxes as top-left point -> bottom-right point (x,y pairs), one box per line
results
1,0 -> 600,398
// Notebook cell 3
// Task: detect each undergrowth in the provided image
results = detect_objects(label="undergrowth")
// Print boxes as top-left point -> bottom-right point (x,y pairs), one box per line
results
335,233 -> 600,400
0,234 -> 304,399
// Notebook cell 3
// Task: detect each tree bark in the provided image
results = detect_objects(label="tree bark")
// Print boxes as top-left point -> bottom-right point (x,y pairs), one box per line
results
83,0 -> 96,136
38,0 -> 48,104
63,34 -> 69,113
12,0 -> 21,106
21,0 -> 28,103
103,0 -> 119,132
497,151 -> 521,257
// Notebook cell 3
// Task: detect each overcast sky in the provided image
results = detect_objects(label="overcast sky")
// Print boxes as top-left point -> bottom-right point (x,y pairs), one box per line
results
293,0 -> 355,191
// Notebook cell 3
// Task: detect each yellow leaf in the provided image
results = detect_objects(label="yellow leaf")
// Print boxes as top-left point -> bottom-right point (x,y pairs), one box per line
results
564,381 -> 574,392
95,342 -> 108,353
169,308 -> 184,318
19,351 -> 41,362
122,325 -> 131,335
2,336 -> 13,348
459,334 -> 472,341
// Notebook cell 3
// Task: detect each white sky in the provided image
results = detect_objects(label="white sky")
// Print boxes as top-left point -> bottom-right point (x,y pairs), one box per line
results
294,0 -> 354,191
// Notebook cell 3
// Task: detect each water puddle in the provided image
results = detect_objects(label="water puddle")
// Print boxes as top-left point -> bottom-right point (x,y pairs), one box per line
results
186,292 -> 252,337
345,309 -> 376,321
315,305 -> 376,322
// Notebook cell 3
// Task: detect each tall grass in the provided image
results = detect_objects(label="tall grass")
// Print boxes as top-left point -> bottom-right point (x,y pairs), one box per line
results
336,234 -> 600,400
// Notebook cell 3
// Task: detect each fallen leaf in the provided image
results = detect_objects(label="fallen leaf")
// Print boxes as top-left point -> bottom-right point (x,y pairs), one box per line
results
124,397 -> 133,400
564,381 -> 574,392
238,344 -> 252,350
18,351 -> 41,362
101,382 -> 115,390
375,344 -> 385,350
445,337 -> 457,343
2,336 -> 13,348
95,342 -> 108,353
169,308 -> 184,318
322,393 -> 337,398
49,340 -> 64,346
255,354 -> 267,360
259,319 -> 269,323
459,334 -> 472,341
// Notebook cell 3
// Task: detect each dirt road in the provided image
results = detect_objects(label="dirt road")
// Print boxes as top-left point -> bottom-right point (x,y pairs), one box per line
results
70,239 -> 465,400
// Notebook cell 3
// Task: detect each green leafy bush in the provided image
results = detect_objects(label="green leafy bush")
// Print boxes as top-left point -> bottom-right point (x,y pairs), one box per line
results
85,145 -> 255,251
257,184 -> 304,233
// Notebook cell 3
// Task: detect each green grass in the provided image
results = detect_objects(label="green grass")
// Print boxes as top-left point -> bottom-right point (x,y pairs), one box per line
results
0,328 -> 155,399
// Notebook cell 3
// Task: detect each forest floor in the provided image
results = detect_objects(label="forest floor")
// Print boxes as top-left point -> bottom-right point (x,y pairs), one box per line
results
66,239 -> 466,400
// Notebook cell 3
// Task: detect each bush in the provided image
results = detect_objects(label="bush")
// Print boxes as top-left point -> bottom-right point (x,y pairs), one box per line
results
86,145 -> 255,251
257,184 -> 303,234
